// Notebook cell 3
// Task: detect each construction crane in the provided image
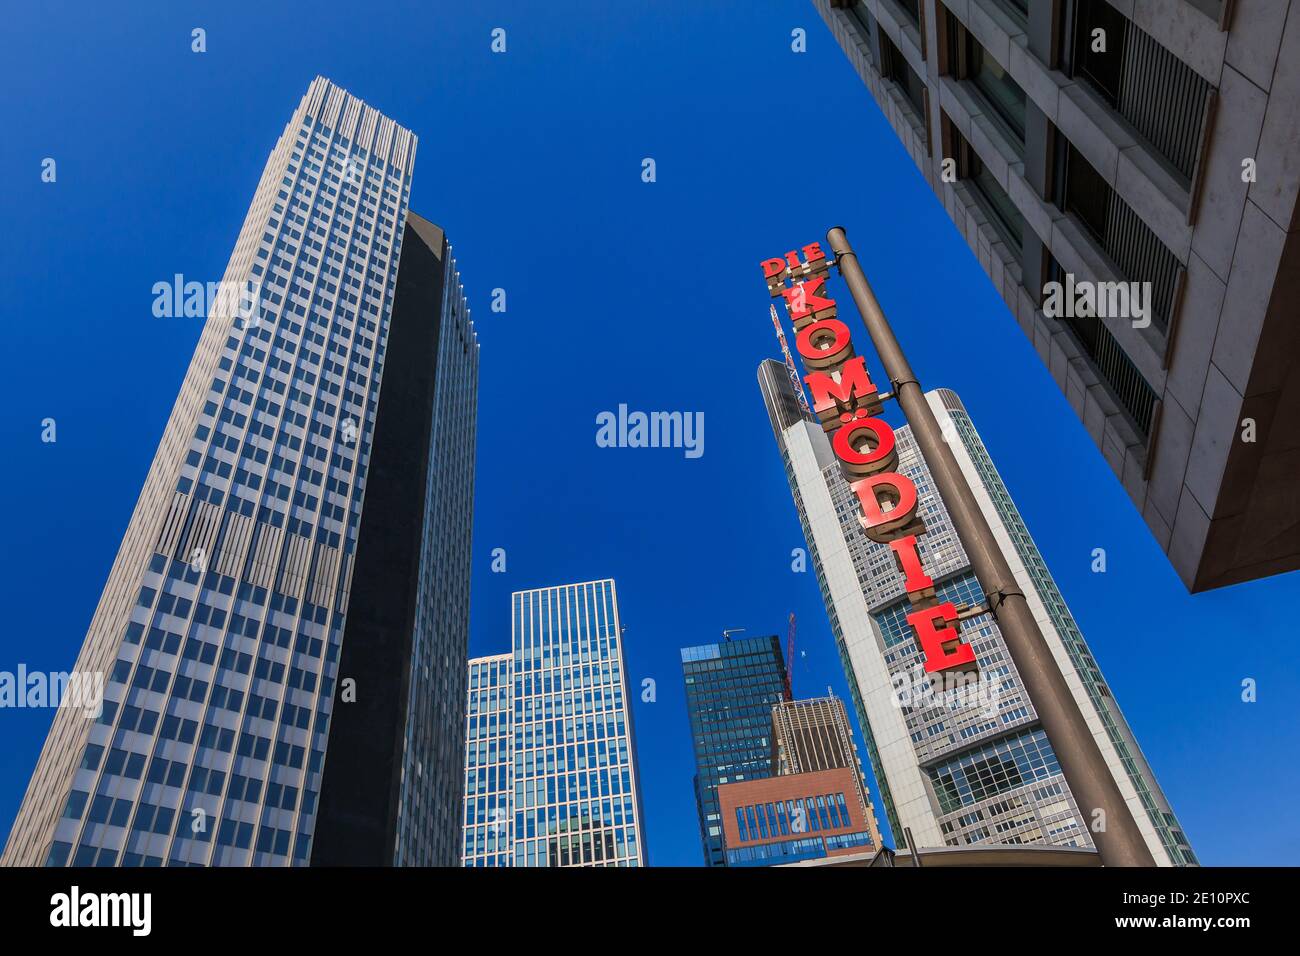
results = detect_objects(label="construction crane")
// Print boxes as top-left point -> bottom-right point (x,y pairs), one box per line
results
770,304 -> 812,420
785,612 -> 797,700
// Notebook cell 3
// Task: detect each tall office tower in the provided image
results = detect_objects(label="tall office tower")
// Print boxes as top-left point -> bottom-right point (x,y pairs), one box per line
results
815,1 -> 1300,592
680,635 -> 789,866
759,361 -> 1196,864
2,77 -> 479,868
460,581 -> 648,867
461,654 -> 512,866
771,696 -> 881,846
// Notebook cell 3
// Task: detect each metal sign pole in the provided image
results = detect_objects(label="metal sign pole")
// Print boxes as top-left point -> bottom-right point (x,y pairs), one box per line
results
826,226 -> 1155,867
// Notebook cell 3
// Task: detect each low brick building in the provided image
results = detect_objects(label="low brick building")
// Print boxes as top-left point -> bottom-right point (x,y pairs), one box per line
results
718,766 -> 878,866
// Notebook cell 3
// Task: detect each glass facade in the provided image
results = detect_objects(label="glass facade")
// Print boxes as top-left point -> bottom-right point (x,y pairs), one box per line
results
462,655 -> 512,866
727,830 -> 876,867
680,636 -> 788,867
388,222 -> 479,867
733,792 -> 852,842
759,364 -> 1194,864
4,78 -> 478,868
830,407 -> 1071,849
945,397 -> 1196,864
461,581 -> 647,867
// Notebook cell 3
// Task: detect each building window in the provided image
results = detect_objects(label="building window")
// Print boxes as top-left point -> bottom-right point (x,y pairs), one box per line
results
945,10 -> 1026,147
1062,0 -> 1212,183
949,120 -> 1025,250
893,0 -> 920,26
1052,141 -> 1180,333
928,728 -> 1061,814
847,2 -> 877,68
1046,257 -> 1159,438
880,32 -> 928,124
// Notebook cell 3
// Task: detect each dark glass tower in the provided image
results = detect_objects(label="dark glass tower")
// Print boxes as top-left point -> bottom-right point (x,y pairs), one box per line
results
2,78 -> 478,868
311,213 -> 479,866
680,636 -> 788,867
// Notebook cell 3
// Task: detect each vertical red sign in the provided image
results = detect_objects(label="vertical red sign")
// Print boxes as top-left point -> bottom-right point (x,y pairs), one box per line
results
763,247 -> 976,674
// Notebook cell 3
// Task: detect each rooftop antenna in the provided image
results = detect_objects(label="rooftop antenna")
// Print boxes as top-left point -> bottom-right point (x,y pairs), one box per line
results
771,304 -> 813,420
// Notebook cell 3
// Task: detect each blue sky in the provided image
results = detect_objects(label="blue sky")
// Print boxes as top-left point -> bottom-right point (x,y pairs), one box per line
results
1,0 -> 1296,867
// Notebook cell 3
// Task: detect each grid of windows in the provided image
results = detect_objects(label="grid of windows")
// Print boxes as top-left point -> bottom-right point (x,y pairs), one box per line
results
391,227 -> 478,867
460,581 -> 646,867
461,656 -> 512,866
760,360 -> 905,847
680,636 -> 788,867
815,407 -> 1083,851
771,696 -> 882,847
19,79 -> 430,869
763,379 -> 1192,862
762,380 -> 1152,856
733,792 -> 851,842
724,830 -> 875,867
928,728 -> 1060,814
874,572 -> 985,649
946,399 -> 1196,864
809,0 -> 1222,861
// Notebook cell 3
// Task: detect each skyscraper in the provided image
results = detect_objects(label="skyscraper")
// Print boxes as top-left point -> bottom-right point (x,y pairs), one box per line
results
2,77 -> 479,868
815,0 -> 1300,592
759,361 -> 1195,865
680,635 -> 788,867
461,580 -> 647,867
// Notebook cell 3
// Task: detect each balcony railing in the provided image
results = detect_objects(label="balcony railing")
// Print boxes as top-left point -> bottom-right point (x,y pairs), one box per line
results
1049,260 -> 1159,438
1068,0 -> 1212,183
1057,144 -> 1179,333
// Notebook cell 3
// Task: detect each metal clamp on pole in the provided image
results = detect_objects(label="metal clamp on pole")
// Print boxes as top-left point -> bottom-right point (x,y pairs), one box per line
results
825,225 -> 1156,867
985,587 -> 1025,614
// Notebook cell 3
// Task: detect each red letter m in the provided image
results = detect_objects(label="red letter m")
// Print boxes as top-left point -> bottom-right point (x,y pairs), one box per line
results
805,356 -> 883,432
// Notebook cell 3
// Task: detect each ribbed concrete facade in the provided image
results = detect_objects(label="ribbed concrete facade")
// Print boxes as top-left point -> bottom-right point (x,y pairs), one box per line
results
816,0 -> 1300,592
3,78 -> 478,867
772,697 -> 858,776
